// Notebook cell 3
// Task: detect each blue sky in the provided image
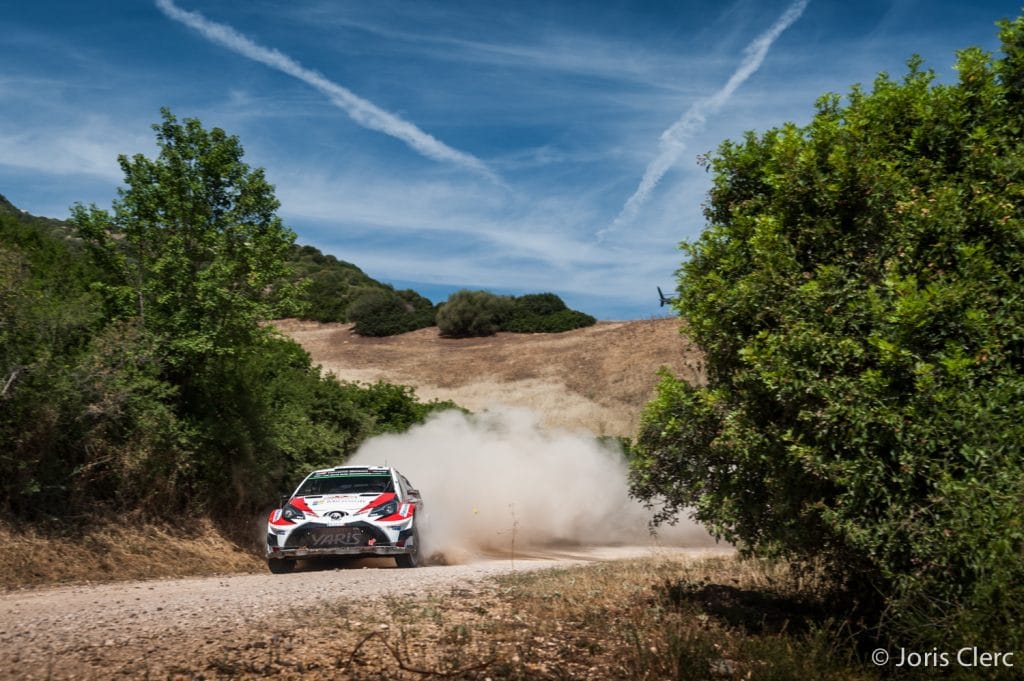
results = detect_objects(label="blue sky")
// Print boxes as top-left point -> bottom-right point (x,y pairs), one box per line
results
2,1 -> 1019,319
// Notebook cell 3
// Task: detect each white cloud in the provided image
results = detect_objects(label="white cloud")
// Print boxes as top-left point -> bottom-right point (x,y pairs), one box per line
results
154,0 -> 497,181
271,166 -> 681,306
600,0 -> 809,239
0,117 -> 149,183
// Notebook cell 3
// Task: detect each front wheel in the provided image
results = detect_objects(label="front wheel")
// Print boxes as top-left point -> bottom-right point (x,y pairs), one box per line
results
267,558 -> 296,574
395,528 -> 421,568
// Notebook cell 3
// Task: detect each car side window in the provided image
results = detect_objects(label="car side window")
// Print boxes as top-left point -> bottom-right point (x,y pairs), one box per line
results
394,473 -> 407,499
401,475 -> 416,498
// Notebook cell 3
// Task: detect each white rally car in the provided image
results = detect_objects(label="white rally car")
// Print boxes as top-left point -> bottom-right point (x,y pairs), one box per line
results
266,465 -> 423,573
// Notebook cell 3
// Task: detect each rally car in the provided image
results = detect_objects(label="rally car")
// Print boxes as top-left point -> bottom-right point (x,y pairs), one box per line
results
266,465 -> 423,573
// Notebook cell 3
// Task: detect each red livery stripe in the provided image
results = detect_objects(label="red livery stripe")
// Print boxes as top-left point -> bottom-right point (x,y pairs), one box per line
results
357,492 -> 396,514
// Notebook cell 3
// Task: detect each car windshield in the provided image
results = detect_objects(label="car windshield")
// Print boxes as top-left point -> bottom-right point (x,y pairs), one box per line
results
295,473 -> 393,497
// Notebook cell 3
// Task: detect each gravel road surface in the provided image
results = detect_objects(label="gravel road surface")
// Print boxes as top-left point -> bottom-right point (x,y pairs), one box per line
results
0,545 -> 727,679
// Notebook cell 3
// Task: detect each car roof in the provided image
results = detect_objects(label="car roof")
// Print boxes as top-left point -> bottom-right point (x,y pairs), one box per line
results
308,465 -> 394,476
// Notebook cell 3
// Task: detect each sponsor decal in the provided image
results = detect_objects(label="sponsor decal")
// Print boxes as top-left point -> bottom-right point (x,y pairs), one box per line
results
308,528 -> 365,547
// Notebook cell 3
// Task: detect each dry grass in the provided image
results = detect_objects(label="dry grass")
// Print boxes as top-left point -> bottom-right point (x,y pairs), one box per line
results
274,318 -> 704,437
0,519 -> 263,589
138,554 -> 878,680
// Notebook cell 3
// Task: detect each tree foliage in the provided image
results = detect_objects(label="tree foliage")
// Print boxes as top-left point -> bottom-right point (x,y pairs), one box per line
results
72,108 -> 300,364
631,17 -> 1024,652
1,113 -> 458,523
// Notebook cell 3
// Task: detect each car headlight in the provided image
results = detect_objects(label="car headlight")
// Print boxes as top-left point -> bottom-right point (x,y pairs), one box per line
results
281,503 -> 306,522
370,500 -> 398,517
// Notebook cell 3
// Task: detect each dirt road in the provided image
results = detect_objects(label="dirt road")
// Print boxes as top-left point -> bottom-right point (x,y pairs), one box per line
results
0,545 -> 728,679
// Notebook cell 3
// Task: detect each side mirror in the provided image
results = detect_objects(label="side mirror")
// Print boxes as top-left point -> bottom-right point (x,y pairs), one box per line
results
278,494 -> 289,508
407,488 -> 421,498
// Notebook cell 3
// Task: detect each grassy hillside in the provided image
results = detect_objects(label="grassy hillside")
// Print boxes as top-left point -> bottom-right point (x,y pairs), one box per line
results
277,317 -> 702,437
0,194 -> 79,242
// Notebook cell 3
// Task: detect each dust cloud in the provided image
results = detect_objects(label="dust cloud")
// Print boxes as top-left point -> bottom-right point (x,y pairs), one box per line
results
348,407 -> 716,561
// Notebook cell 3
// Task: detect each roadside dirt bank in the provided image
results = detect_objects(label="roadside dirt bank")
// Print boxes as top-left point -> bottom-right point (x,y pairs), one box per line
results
0,520 -> 264,591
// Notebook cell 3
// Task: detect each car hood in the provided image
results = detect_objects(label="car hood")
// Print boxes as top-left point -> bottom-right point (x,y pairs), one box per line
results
291,493 -> 394,518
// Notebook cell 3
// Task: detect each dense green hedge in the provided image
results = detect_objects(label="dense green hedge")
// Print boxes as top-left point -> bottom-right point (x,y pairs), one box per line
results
437,290 -> 595,337
631,16 -> 1024,654
348,288 -> 436,336
504,309 -> 597,333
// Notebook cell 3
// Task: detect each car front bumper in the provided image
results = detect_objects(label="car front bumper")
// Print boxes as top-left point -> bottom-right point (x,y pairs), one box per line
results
267,544 -> 415,559
266,518 -> 415,559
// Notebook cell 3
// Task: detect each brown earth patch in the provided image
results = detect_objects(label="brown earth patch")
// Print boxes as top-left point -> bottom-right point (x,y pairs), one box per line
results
0,520 -> 263,590
273,318 -> 704,437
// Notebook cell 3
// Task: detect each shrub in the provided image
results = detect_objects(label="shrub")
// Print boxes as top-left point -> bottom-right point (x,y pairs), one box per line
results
631,16 -> 1024,653
436,290 -> 515,337
515,292 -> 568,316
349,289 -> 414,336
505,308 -> 596,333
438,290 -> 596,336
348,288 -> 436,336
504,292 -> 596,333
395,288 -> 438,329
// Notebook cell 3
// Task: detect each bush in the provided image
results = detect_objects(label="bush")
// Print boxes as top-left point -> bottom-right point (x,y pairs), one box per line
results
515,293 -> 568,316
348,289 -> 415,336
504,292 -> 596,333
395,288 -> 438,330
436,290 -> 515,337
348,288 -> 436,336
505,308 -> 596,333
630,16 -> 1024,654
437,290 -> 596,336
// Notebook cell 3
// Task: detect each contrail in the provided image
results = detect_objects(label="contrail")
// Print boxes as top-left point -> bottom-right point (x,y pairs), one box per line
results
155,0 -> 496,180
599,0 -> 808,239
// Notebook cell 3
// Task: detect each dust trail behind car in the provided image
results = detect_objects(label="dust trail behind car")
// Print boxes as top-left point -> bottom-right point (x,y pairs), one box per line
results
348,407 -> 716,562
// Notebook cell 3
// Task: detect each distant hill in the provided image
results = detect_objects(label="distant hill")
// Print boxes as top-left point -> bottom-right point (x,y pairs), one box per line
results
288,243 -> 435,324
0,194 -> 427,325
0,194 -> 81,245
0,196 -> 592,334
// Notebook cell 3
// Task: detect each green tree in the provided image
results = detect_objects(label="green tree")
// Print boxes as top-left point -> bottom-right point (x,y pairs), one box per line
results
0,128 -> 461,523
72,108 -> 300,365
631,16 -> 1024,652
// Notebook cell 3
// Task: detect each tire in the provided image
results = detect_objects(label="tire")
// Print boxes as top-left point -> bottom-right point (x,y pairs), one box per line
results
395,527 -> 420,568
267,558 -> 296,574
